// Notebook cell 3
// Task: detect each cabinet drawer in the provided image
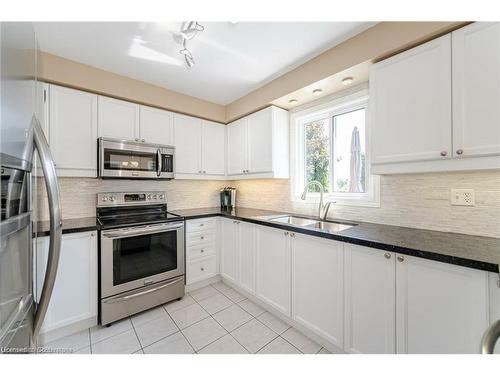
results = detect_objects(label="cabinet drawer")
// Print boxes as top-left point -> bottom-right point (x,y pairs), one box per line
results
186,218 -> 216,233
186,243 -> 216,260
186,232 -> 216,246
186,256 -> 217,285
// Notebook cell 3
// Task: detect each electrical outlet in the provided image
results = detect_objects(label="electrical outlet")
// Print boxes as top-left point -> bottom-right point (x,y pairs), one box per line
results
451,189 -> 475,206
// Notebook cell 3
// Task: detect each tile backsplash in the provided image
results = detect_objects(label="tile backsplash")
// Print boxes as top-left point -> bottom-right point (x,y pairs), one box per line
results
233,171 -> 500,238
35,178 -> 228,220
36,170 -> 500,238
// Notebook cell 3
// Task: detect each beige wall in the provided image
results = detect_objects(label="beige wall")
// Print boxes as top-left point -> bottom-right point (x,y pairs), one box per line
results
38,52 -> 226,123
38,22 -> 468,124
233,171 -> 500,239
225,22 -> 468,121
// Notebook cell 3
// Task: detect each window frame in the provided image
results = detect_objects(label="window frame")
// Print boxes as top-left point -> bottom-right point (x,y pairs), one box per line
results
290,87 -> 380,207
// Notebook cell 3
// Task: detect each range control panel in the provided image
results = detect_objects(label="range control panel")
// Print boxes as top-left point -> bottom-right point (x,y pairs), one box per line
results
97,191 -> 166,207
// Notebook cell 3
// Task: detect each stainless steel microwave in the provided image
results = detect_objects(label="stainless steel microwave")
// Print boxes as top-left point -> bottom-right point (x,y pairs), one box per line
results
98,138 -> 175,179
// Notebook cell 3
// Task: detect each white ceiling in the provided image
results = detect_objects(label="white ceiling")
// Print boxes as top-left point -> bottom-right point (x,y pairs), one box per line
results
34,22 -> 374,105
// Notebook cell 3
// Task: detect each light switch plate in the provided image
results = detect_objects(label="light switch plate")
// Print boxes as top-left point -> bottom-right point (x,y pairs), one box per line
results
451,189 -> 475,206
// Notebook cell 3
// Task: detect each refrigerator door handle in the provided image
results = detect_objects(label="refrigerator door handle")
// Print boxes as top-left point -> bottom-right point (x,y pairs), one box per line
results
32,116 -> 62,338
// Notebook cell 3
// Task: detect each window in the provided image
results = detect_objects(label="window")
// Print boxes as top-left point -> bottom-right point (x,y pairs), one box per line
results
292,89 -> 379,207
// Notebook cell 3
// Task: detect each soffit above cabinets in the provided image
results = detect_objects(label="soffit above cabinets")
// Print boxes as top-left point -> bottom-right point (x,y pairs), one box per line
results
34,22 -> 376,105
271,61 -> 370,110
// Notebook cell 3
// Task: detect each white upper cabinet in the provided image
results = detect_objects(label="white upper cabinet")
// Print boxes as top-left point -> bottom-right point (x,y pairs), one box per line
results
370,34 -> 452,165
201,120 -> 226,176
344,244 -> 396,354
247,108 -> 274,173
452,22 -> 500,158
98,96 -> 140,140
396,254 -> 489,354
370,22 -> 500,174
48,85 -> 98,177
226,106 -> 289,179
227,117 -> 248,175
255,225 -> 291,316
139,105 -> 173,145
173,114 -> 226,178
291,234 -> 344,349
173,113 -> 202,175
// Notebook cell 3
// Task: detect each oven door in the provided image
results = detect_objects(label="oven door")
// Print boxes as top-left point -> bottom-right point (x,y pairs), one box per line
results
99,138 -> 161,179
100,221 -> 184,298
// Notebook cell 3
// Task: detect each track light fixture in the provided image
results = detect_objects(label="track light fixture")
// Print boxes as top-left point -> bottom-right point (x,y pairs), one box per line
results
179,21 -> 204,68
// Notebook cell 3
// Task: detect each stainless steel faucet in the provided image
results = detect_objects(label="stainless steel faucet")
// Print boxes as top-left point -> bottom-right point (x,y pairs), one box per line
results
301,181 -> 335,221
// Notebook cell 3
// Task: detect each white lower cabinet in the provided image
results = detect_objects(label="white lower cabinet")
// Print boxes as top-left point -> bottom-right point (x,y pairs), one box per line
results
238,222 -> 256,295
488,272 -> 500,353
343,244 -> 396,354
35,231 -> 97,337
255,226 -> 291,317
218,220 -> 491,353
291,234 -> 344,348
185,218 -> 218,285
220,219 -> 239,284
395,254 -> 489,354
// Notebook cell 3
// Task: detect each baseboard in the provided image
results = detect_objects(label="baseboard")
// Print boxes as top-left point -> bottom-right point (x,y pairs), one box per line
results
185,275 -> 221,293
38,316 -> 97,345
220,277 -> 345,354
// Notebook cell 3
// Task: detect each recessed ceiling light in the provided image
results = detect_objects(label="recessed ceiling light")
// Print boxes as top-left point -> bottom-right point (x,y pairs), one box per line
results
312,89 -> 323,96
342,77 -> 354,85
288,99 -> 298,104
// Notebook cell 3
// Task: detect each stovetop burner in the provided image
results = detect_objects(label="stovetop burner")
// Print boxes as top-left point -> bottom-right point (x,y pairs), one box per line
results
96,191 -> 183,229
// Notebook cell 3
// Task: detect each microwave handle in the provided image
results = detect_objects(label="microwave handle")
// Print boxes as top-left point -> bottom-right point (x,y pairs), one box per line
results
156,149 -> 162,177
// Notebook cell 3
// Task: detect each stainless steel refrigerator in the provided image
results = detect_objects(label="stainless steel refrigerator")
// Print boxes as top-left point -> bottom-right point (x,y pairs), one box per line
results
0,22 -> 62,353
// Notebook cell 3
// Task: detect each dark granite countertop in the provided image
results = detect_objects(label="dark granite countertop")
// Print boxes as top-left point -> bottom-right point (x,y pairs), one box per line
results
172,207 -> 500,273
35,207 -> 500,273
35,216 -> 98,237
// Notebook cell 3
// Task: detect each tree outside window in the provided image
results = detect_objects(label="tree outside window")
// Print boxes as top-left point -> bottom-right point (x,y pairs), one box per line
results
305,118 -> 330,193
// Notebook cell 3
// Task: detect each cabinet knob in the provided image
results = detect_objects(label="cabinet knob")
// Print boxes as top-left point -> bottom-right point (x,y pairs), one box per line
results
384,252 -> 391,259
440,151 -> 448,157
284,232 -> 289,236
141,139 -> 145,142
200,267 -> 204,271
200,236 -> 204,240
201,249 -> 204,253
456,149 -> 464,155
203,170 -> 206,174
290,233 -> 296,238
135,138 -> 139,142
397,255 -> 405,262
200,223 -> 204,227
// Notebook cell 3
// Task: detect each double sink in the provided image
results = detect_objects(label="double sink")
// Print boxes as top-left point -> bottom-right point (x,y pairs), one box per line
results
254,214 -> 356,233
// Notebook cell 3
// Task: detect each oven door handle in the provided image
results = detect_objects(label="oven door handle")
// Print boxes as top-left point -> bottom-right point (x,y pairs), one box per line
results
102,222 -> 184,239
102,277 -> 184,304
156,149 -> 162,177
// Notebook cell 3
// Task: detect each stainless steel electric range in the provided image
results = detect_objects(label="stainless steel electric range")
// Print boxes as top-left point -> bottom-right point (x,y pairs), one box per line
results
96,191 -> 185,325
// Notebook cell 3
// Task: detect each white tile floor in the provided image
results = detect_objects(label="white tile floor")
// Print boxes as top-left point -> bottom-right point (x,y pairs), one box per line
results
43,281 -> 332,354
